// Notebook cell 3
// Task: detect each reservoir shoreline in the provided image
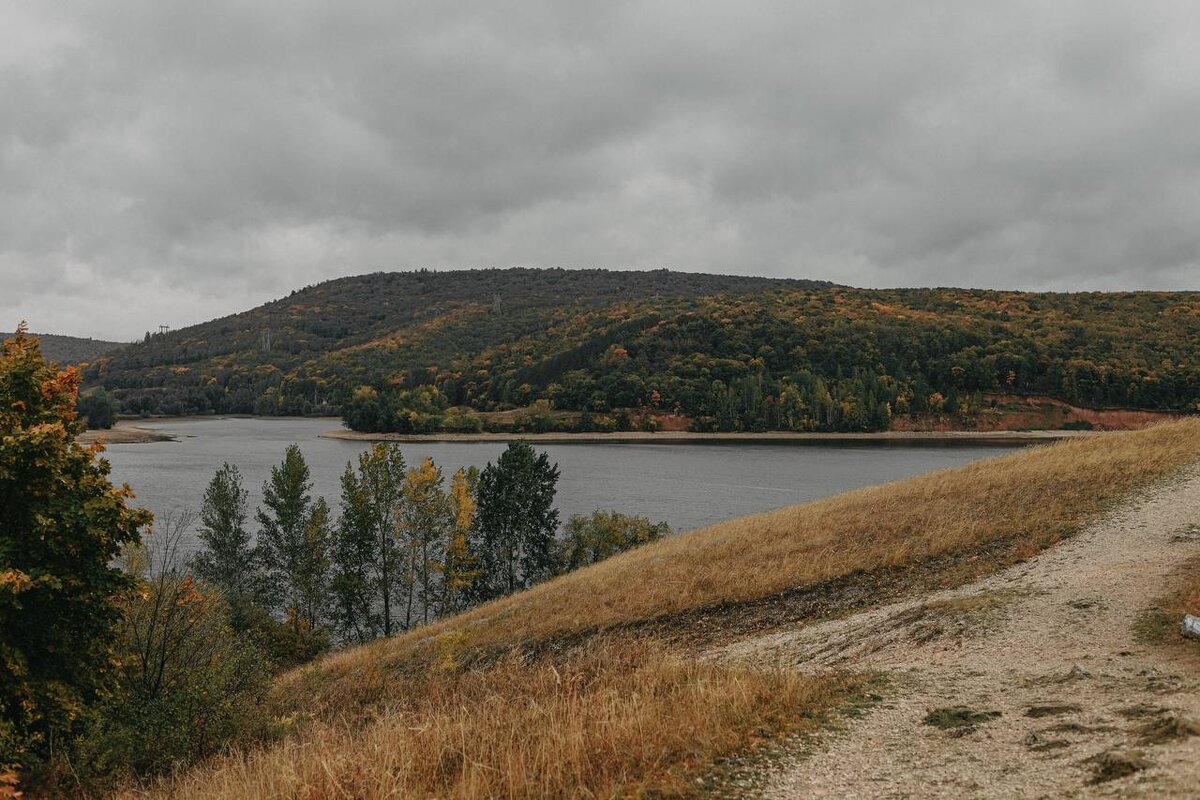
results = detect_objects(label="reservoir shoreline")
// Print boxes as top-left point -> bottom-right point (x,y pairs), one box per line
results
83,415 -> 1110,447
320,428 -> 1099,446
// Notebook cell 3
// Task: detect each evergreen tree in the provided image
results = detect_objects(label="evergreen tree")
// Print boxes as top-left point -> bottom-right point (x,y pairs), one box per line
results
330,462 -> 381,644
332,444 -> 406,638
256,445 -> 328,629
474,442 -> 560,600
191,463 -> 265,625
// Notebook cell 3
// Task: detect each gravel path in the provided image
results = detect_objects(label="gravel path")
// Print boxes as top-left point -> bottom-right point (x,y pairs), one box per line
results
716,467 -> 1200,798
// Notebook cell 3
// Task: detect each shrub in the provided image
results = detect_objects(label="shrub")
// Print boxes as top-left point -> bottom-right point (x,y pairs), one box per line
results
85,513 -> 272,780
77,387 -> 118,429
556,510 -> 670,573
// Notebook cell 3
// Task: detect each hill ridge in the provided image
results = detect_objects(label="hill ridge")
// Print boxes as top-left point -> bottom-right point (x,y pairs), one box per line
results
80,269 -> 1200,432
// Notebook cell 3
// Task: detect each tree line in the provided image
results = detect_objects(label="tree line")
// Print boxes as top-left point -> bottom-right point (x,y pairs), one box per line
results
78,277 -> 1200,431
344,288 -> 1200,434
193,439 -> 645,648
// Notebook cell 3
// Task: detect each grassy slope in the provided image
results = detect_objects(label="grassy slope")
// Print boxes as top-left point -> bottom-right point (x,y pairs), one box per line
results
145,639 -> 857,800
134,419 -> 1200,799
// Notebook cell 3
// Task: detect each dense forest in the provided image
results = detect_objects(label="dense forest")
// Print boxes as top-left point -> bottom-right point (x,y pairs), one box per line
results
81,269 -> 1200,432
26,333 -> 125,366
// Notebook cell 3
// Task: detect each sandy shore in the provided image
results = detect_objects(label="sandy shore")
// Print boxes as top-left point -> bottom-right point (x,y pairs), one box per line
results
320,428 -> 1101,445
77,421 -> 176,445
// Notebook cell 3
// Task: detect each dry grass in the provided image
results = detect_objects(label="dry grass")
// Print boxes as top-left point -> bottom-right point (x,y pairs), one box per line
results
125,638 -> 853,800
294,419 -> 1200,713
129,419 -> 1200,799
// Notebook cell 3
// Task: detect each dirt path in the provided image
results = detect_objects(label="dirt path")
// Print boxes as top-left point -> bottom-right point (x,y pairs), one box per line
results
716,467 -> 1200,798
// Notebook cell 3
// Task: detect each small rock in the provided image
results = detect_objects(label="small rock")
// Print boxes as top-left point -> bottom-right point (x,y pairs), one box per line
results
1181,614 -> 1200,639
1061,665 -> 1092,682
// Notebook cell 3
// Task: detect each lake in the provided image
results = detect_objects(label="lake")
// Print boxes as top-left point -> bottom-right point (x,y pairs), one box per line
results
101,417 -> 1028,555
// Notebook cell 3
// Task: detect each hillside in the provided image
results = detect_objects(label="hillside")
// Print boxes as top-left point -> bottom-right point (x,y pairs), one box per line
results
26,333 -> 125,366
81,270 -> 1200,432
82,268 -> 829,416
129,419 -> 1200,798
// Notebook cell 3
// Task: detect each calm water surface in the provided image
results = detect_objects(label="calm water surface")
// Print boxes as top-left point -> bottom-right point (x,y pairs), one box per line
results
102,418 -> 1025,555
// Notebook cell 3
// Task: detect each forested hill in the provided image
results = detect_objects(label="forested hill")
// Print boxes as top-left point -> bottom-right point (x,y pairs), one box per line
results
27,333 -> 126,366
83,268 -> 830,415
82,270 -> 1200,433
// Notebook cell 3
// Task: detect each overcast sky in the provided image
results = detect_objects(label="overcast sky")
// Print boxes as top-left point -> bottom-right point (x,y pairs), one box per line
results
6,1 -> 1200,339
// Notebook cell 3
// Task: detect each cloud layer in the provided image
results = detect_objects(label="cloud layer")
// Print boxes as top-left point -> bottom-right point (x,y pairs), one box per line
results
6,0 -> 1200,338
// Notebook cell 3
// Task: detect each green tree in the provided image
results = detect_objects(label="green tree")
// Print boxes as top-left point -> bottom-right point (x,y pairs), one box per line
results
191,463 -> 264,626
332,444 -> 406,639
76,387 -> 117,430
330,462 -> 381,643
256,445 -> 330,631
556,510 -> 670,573
293,498 -> 332,631
474,442 -> 560,599
0,327 -> 149,777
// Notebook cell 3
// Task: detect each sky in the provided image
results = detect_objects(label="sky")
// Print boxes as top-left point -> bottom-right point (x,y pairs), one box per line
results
5,1 -> 1200,340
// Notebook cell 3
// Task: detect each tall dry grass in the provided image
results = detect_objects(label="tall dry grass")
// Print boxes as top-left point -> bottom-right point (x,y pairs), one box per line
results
293,419 -> 1200,712
127,638 -> 851,800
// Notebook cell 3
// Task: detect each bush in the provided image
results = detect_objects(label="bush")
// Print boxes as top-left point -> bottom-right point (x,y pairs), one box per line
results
556,510 -> 671,573
84,514 -> 272,780
441,407 -> 484,432
77,387 -> 118,429
238,604 -> 331,671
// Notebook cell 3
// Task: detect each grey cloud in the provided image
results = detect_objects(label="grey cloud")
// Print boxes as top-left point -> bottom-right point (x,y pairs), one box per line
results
3,0 -> 1200,339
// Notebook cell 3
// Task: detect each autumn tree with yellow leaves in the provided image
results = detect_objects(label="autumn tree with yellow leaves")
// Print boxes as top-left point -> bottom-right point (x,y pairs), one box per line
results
440,467 -> 481,616
399,457 -> 451,627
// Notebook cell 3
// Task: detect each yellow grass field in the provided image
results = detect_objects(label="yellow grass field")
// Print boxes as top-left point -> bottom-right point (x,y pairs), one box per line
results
133,639 -> 855,800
